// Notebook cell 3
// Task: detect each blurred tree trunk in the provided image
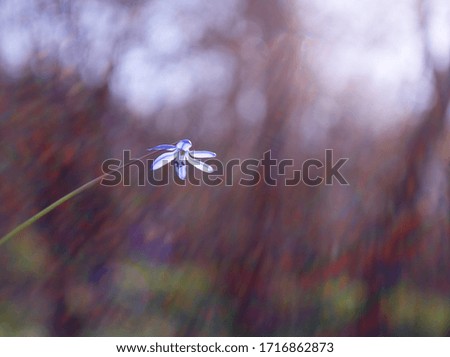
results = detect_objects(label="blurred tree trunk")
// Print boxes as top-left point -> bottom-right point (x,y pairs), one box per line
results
1,73 -> 128,336
356,59 -> 450,336
223,1 -> 305,336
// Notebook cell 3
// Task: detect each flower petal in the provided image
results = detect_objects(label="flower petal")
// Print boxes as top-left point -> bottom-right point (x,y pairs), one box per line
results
176,163 -> 187,180
147,144 -> 176,152
189,150 -> 216,159
186,154 -> 214,173
151,151 -> 177,170
176,139 -> 192,151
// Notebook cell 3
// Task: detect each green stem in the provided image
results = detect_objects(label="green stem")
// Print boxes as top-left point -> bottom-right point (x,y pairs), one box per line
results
0,151 -> 157,247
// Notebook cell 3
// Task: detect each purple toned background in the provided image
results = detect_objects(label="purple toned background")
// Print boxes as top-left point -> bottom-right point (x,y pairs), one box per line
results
0,0 -> 449,336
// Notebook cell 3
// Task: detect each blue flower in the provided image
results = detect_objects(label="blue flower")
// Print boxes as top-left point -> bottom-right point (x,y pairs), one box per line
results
148,139 -> 216,180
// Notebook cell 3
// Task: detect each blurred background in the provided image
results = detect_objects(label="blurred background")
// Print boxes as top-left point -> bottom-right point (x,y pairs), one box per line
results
0,0 -> 449,336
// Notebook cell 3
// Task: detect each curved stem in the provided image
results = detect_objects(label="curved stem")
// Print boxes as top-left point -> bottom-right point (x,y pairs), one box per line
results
0,151 -> 157,247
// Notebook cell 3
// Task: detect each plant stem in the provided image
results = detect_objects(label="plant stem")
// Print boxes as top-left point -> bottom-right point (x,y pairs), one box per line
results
0,151 -> 157,247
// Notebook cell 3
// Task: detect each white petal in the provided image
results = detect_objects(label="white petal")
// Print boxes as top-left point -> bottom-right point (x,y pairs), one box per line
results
189,150 -> 216,159
176,139 -> 192,151
152,151 -> 177,170
186,154 -> 214,173
176,163 -> 187,180
147,144 -> 176,152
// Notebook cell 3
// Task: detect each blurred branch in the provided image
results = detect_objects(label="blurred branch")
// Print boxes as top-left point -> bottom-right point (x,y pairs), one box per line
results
418,0 -> 450,104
